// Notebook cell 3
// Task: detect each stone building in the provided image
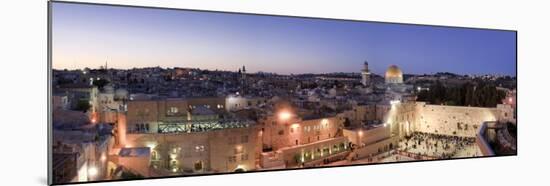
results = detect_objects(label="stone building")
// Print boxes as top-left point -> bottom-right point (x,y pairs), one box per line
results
385,65 -> 403,84
258,112 -> 350,168
114,97 -> 259,175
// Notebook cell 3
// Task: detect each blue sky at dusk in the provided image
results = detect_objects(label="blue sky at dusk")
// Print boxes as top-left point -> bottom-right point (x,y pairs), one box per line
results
52,2 -> 516,76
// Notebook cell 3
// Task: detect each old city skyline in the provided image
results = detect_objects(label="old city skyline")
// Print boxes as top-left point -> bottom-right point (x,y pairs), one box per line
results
50,1 -> 517,185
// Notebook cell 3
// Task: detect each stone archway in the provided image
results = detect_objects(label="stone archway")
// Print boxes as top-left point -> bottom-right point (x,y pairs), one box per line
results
234,167 -> 246,172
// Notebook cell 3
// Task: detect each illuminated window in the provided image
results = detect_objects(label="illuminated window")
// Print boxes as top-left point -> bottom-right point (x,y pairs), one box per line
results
151,151 -> 158,160
168,107 -> 178,115
234,147 -> 243,154
195,145 -> 205,152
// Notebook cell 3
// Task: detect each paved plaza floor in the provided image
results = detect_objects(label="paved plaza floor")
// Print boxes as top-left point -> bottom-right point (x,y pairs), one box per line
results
378,154 -> 416,163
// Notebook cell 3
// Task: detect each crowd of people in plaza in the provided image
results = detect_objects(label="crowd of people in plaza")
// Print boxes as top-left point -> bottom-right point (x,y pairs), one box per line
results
398,132 -> 478,159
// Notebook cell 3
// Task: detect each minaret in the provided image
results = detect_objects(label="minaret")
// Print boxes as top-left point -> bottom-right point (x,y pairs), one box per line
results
361,61 -> 371,86
241,65 -> 246,79
240,66 -> 247,94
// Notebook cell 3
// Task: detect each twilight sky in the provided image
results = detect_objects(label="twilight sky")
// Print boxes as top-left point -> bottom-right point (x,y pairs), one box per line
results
52,2 -> 516,76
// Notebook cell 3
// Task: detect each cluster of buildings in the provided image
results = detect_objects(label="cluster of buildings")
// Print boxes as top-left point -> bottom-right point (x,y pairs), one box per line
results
51,61 -> 517,184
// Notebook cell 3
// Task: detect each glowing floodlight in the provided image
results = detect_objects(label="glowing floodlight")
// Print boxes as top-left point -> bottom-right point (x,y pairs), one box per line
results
146,142 -> 157,150
390,100 -> 401,105
88,166 -> 98,177
279,110 -> 292,121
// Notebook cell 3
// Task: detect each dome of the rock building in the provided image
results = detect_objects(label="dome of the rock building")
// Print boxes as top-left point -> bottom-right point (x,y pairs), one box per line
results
385,65 -> 403,84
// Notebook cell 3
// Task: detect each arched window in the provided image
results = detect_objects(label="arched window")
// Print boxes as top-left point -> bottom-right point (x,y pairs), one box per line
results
151,151 -> 157,160
194,161 -> 203,171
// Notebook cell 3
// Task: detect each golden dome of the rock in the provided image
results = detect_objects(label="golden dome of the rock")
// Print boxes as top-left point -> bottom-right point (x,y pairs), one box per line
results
385,65 -> 403,84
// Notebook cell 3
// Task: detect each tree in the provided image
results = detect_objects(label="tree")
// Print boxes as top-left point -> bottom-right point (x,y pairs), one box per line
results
93,78 -> 110,89
417,81 -> 505,107
343,118 -> 351,128
75,100 -> 91,112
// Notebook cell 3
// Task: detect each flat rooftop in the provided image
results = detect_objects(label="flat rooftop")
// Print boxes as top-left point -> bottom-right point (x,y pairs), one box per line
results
119,147 -> 151,157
